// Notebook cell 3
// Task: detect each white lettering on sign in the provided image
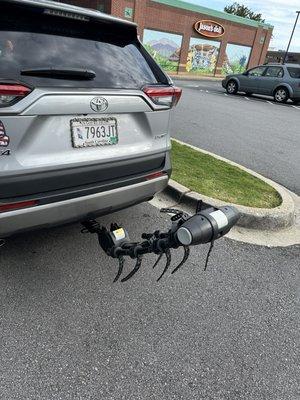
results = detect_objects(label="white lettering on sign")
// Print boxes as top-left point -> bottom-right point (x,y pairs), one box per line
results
194,20 -> 225,38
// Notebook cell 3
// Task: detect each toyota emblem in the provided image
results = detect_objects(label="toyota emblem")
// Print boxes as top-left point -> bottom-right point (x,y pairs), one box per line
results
90,97 -> 108,112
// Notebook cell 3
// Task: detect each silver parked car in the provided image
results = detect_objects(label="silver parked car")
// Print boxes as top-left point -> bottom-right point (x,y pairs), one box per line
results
0,0 -> 181,238
222,63 -> 300,103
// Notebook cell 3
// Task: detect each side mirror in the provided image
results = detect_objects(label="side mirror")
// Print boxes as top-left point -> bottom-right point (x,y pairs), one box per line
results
243,71 -> 248,76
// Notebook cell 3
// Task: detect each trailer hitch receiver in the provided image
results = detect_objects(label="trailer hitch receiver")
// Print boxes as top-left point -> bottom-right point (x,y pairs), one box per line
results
82,203 -> 240,282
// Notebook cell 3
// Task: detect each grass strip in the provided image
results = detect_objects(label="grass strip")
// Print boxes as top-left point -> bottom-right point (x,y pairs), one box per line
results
171,140 -> 282,208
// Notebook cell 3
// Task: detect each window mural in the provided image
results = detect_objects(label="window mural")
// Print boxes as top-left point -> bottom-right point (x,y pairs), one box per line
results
143,29 -> 182,72
186,37 -> 220,75
222,44 -> 251,75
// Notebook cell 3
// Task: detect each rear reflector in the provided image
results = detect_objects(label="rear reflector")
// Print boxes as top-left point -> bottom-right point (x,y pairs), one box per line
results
143,86 -> 182,108
0,200 -> 38,213
146,171 -> 166,180
0,84 -> 31,107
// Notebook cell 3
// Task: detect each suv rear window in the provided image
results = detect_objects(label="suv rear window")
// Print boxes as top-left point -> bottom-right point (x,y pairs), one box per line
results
0,4 -> 165,89
287,67 -> 300,79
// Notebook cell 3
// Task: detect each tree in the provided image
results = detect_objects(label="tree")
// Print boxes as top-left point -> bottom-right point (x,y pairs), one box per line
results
224,2 -> 265,23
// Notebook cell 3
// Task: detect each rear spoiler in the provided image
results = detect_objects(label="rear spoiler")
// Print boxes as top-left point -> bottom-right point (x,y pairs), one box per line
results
3,0 -> 137,28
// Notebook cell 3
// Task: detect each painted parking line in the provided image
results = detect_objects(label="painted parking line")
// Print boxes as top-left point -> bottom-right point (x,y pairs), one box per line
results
194,89 -> 299,110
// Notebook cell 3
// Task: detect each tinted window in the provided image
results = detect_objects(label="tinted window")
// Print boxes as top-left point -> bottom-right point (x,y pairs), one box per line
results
0,6 -> 163,89
248,66 -> 266,77
265,66 -> 284,78
287,67 -> 300,79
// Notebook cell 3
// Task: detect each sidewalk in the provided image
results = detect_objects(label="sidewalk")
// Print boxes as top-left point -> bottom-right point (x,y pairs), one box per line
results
168,72 -> 223,81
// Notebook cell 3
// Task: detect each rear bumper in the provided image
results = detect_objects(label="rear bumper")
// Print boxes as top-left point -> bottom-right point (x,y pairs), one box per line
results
0,175 -> 168,237
0,152 -> 166,199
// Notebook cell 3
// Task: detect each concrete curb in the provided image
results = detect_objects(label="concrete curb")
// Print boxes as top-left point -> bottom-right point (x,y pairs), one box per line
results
167,139 -> 296,231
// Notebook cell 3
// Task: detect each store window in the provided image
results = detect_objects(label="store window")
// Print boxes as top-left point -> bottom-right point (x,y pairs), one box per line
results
186,37 -> 220,75
222,43 -> 251,75
143,29 -> 182,72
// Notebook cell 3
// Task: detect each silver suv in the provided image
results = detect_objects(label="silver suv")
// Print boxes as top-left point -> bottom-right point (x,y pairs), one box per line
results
222,63 -> 300,103
0,0 -> 181,238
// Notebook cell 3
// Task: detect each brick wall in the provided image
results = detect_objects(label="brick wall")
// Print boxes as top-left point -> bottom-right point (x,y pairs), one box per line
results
109,0 -> 272,75
110,0 -> 134,20
62,0 -> 273,75
62,0 -> 111,13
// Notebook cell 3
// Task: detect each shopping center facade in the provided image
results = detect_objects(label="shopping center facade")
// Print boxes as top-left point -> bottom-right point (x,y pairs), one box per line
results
63,0 -> 274,76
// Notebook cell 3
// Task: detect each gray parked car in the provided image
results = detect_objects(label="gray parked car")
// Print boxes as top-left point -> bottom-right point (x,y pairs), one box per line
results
0,0 -> 181,238
222,63 -> 300,103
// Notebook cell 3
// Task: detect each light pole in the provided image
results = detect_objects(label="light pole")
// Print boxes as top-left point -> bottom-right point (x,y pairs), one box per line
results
283,11 -> 300,64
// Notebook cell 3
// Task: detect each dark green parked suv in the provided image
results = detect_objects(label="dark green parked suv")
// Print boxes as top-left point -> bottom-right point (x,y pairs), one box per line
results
222,63 -> 300,103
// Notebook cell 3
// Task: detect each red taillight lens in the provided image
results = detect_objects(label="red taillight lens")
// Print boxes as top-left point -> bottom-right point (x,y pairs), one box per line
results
146,171 -> 166,180
0,200 -> 38,213
0,84 -> 31,107
143,86 -> 182,108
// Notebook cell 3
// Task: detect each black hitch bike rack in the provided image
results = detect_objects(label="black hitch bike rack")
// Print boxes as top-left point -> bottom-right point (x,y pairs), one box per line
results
81,202 -> 240,283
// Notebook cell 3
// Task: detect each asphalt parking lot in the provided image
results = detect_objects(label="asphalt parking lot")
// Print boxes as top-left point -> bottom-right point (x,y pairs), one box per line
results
172,79 -> 300,194
0,203 -> 299,399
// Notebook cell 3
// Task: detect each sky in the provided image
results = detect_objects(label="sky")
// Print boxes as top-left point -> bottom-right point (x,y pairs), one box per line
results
188,0 -> 300,52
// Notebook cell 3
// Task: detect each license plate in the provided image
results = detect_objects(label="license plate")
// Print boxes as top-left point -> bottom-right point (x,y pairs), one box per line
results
70,117 -> 118,148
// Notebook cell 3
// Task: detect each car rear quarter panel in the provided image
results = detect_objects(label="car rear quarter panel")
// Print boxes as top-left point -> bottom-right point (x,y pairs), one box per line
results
290,79 -> 300,98
273,82 -> 294,97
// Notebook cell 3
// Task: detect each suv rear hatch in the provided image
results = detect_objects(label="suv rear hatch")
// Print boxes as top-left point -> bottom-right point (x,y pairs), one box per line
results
0,1 -> 177,201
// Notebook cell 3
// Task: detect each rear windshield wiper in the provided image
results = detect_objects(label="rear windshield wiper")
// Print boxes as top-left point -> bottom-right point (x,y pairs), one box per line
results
20,67 -> 96,80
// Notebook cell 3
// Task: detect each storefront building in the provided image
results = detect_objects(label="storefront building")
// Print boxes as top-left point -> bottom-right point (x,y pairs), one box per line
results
63,0 -> 274,76
266,50 -> 300,64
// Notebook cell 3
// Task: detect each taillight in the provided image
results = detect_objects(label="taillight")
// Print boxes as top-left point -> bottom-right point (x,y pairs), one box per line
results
143,86 -> 182,108
146,171 -> 166,180
0,200 -> 38,213
0,83 -> 31,107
